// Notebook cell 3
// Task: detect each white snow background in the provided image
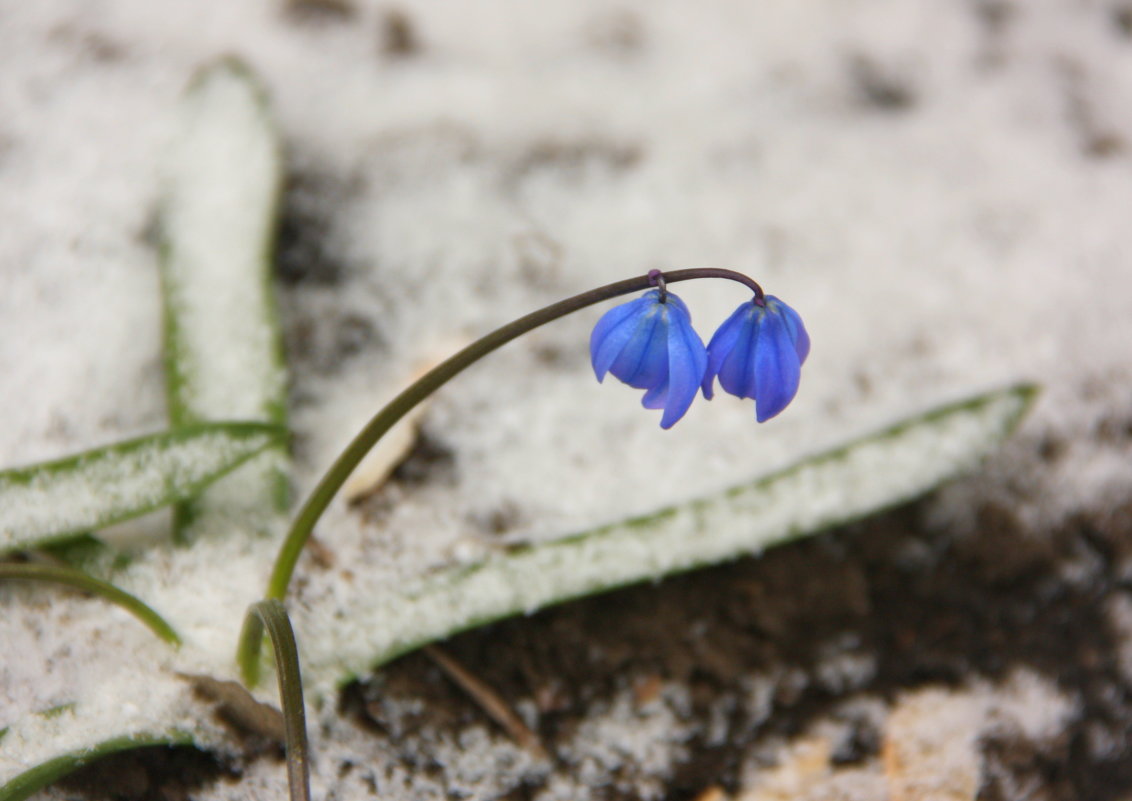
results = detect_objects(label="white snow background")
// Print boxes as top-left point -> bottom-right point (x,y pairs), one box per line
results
2,1 -> 1132,799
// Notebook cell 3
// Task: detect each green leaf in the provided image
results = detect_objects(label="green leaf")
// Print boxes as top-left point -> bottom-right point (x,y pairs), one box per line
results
0,733 -> 194,801
158,57 -> 289,539
0,564 -> 181,646
0,422 -> 286,553
299,383 -> 1038,688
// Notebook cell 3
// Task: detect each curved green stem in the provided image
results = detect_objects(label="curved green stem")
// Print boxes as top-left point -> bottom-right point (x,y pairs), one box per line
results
266,268 -> 755,601
238,268 -> 761,677
0,563 -> 181,646
240,600 -> 310,801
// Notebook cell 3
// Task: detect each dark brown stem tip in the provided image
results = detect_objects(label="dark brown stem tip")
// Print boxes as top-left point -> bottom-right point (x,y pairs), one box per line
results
655,267 -> 765,301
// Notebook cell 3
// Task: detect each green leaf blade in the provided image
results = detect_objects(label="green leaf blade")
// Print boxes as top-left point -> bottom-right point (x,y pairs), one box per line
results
0,423 -> 285,553
0,733 -> 193,801
301,384 -> 1037,688
158,57 -> 290,537
0,563 -> 182,646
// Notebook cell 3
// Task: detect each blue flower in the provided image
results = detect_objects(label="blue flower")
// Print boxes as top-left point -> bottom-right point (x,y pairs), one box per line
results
701,295 -> 810,422
590,289 -> 708,429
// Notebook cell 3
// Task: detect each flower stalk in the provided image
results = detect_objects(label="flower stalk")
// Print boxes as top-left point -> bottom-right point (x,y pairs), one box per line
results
262,269 -> 762,601
240,268 -> 787,680
239,600 -> 311,801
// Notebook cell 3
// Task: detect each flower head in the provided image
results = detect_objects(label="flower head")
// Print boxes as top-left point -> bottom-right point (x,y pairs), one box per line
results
590,289 -> 708,429
701,295 -> 810,422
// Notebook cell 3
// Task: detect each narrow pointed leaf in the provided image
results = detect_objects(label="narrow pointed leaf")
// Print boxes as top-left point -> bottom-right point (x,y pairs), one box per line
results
0,733 -> 194,801
0,422 -> 285,552
159,57 -> 289,538
0,563 -> 181,646
300,383 -> 1037,688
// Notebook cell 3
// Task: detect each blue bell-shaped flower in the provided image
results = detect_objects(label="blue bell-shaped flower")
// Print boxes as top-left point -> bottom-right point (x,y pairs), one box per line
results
701,295 -> 810,422
590,289 -> 708,428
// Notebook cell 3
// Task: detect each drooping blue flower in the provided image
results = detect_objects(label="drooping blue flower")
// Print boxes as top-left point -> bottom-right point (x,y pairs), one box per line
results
590,289 -> 708,429
701,295 -> 810,423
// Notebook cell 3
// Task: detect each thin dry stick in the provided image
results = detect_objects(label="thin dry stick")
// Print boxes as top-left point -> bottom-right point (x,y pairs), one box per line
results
423,644 -> 548,759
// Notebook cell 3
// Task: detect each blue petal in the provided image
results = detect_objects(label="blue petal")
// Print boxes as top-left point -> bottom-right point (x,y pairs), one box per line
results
701,300 -> 756,400
662,292 -> 693,318
696,294 -> 809,422
716,305 -> 760,400
590,293 -> 655,380
589,288 -> 713,428
641,376 -> 669,410
765,295 -> 810,364
610,307 -> 667,387
701,302 -> 752,400
752,308 -> 802,422
659,300 -> 707,428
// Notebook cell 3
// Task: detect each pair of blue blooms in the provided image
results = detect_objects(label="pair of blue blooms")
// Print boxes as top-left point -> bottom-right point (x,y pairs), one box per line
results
591,288 -> 810,428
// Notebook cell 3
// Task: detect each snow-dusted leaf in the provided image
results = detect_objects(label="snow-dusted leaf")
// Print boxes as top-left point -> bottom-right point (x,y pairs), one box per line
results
158,57 -> 289,536
299,383 -> 1037,688
0,384 -> 1035,798
0,423 -> 285,552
